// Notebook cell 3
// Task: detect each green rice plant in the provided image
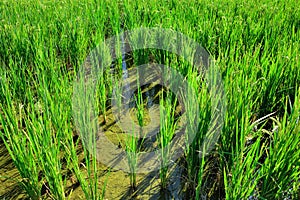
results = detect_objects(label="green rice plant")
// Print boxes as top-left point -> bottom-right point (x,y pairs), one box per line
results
64,123 -> 96,199
223,130 -> 265,199
96,66 -> 109,123
0,107 -> 42,199
257,94 -> 300,199
72,65 -> 102,200
0,62 -> 71,199
195,147 -> 206,200
0,66 -> 42,199
194,75 -> 214,199
178,64 -> 203,194
124,80 -> 145,191
158,92 -> 177,189
134,83 -> 145,128
68,135 -> 102,200
125,130 -> 138,191
35,71 -> 67,200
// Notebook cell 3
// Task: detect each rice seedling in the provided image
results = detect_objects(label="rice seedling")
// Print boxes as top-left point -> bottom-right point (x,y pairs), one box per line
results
125,130 -> 139,191
158,92 -> 177,189
124,74 -> 146,191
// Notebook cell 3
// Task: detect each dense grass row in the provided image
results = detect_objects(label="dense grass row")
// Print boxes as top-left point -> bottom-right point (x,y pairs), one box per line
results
0,0 -> 299,199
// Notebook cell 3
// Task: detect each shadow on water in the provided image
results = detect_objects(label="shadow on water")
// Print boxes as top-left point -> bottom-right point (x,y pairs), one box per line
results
116,162 -> 184,200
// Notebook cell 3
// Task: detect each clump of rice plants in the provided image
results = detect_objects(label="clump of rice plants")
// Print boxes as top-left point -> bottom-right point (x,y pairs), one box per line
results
121,83 -> 145,192
125,131 -> 139,191
158,92 -> 177,189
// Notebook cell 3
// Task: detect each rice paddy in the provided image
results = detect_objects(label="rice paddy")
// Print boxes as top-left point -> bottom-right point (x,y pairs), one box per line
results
0,0 -> 299,199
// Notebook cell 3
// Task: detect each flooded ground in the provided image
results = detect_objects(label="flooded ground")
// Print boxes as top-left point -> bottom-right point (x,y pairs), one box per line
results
0,127 -> 185,200
0,86 -> 185,200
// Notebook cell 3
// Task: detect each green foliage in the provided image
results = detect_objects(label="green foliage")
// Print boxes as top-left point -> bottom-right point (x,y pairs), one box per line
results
0,0 -> 299,199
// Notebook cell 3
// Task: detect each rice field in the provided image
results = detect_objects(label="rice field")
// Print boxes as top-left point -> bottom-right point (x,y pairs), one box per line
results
0,0 -> 299,199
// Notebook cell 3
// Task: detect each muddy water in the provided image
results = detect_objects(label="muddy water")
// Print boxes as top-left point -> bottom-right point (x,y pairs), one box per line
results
0,140 -> 25,199
92,108 -> 185,199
